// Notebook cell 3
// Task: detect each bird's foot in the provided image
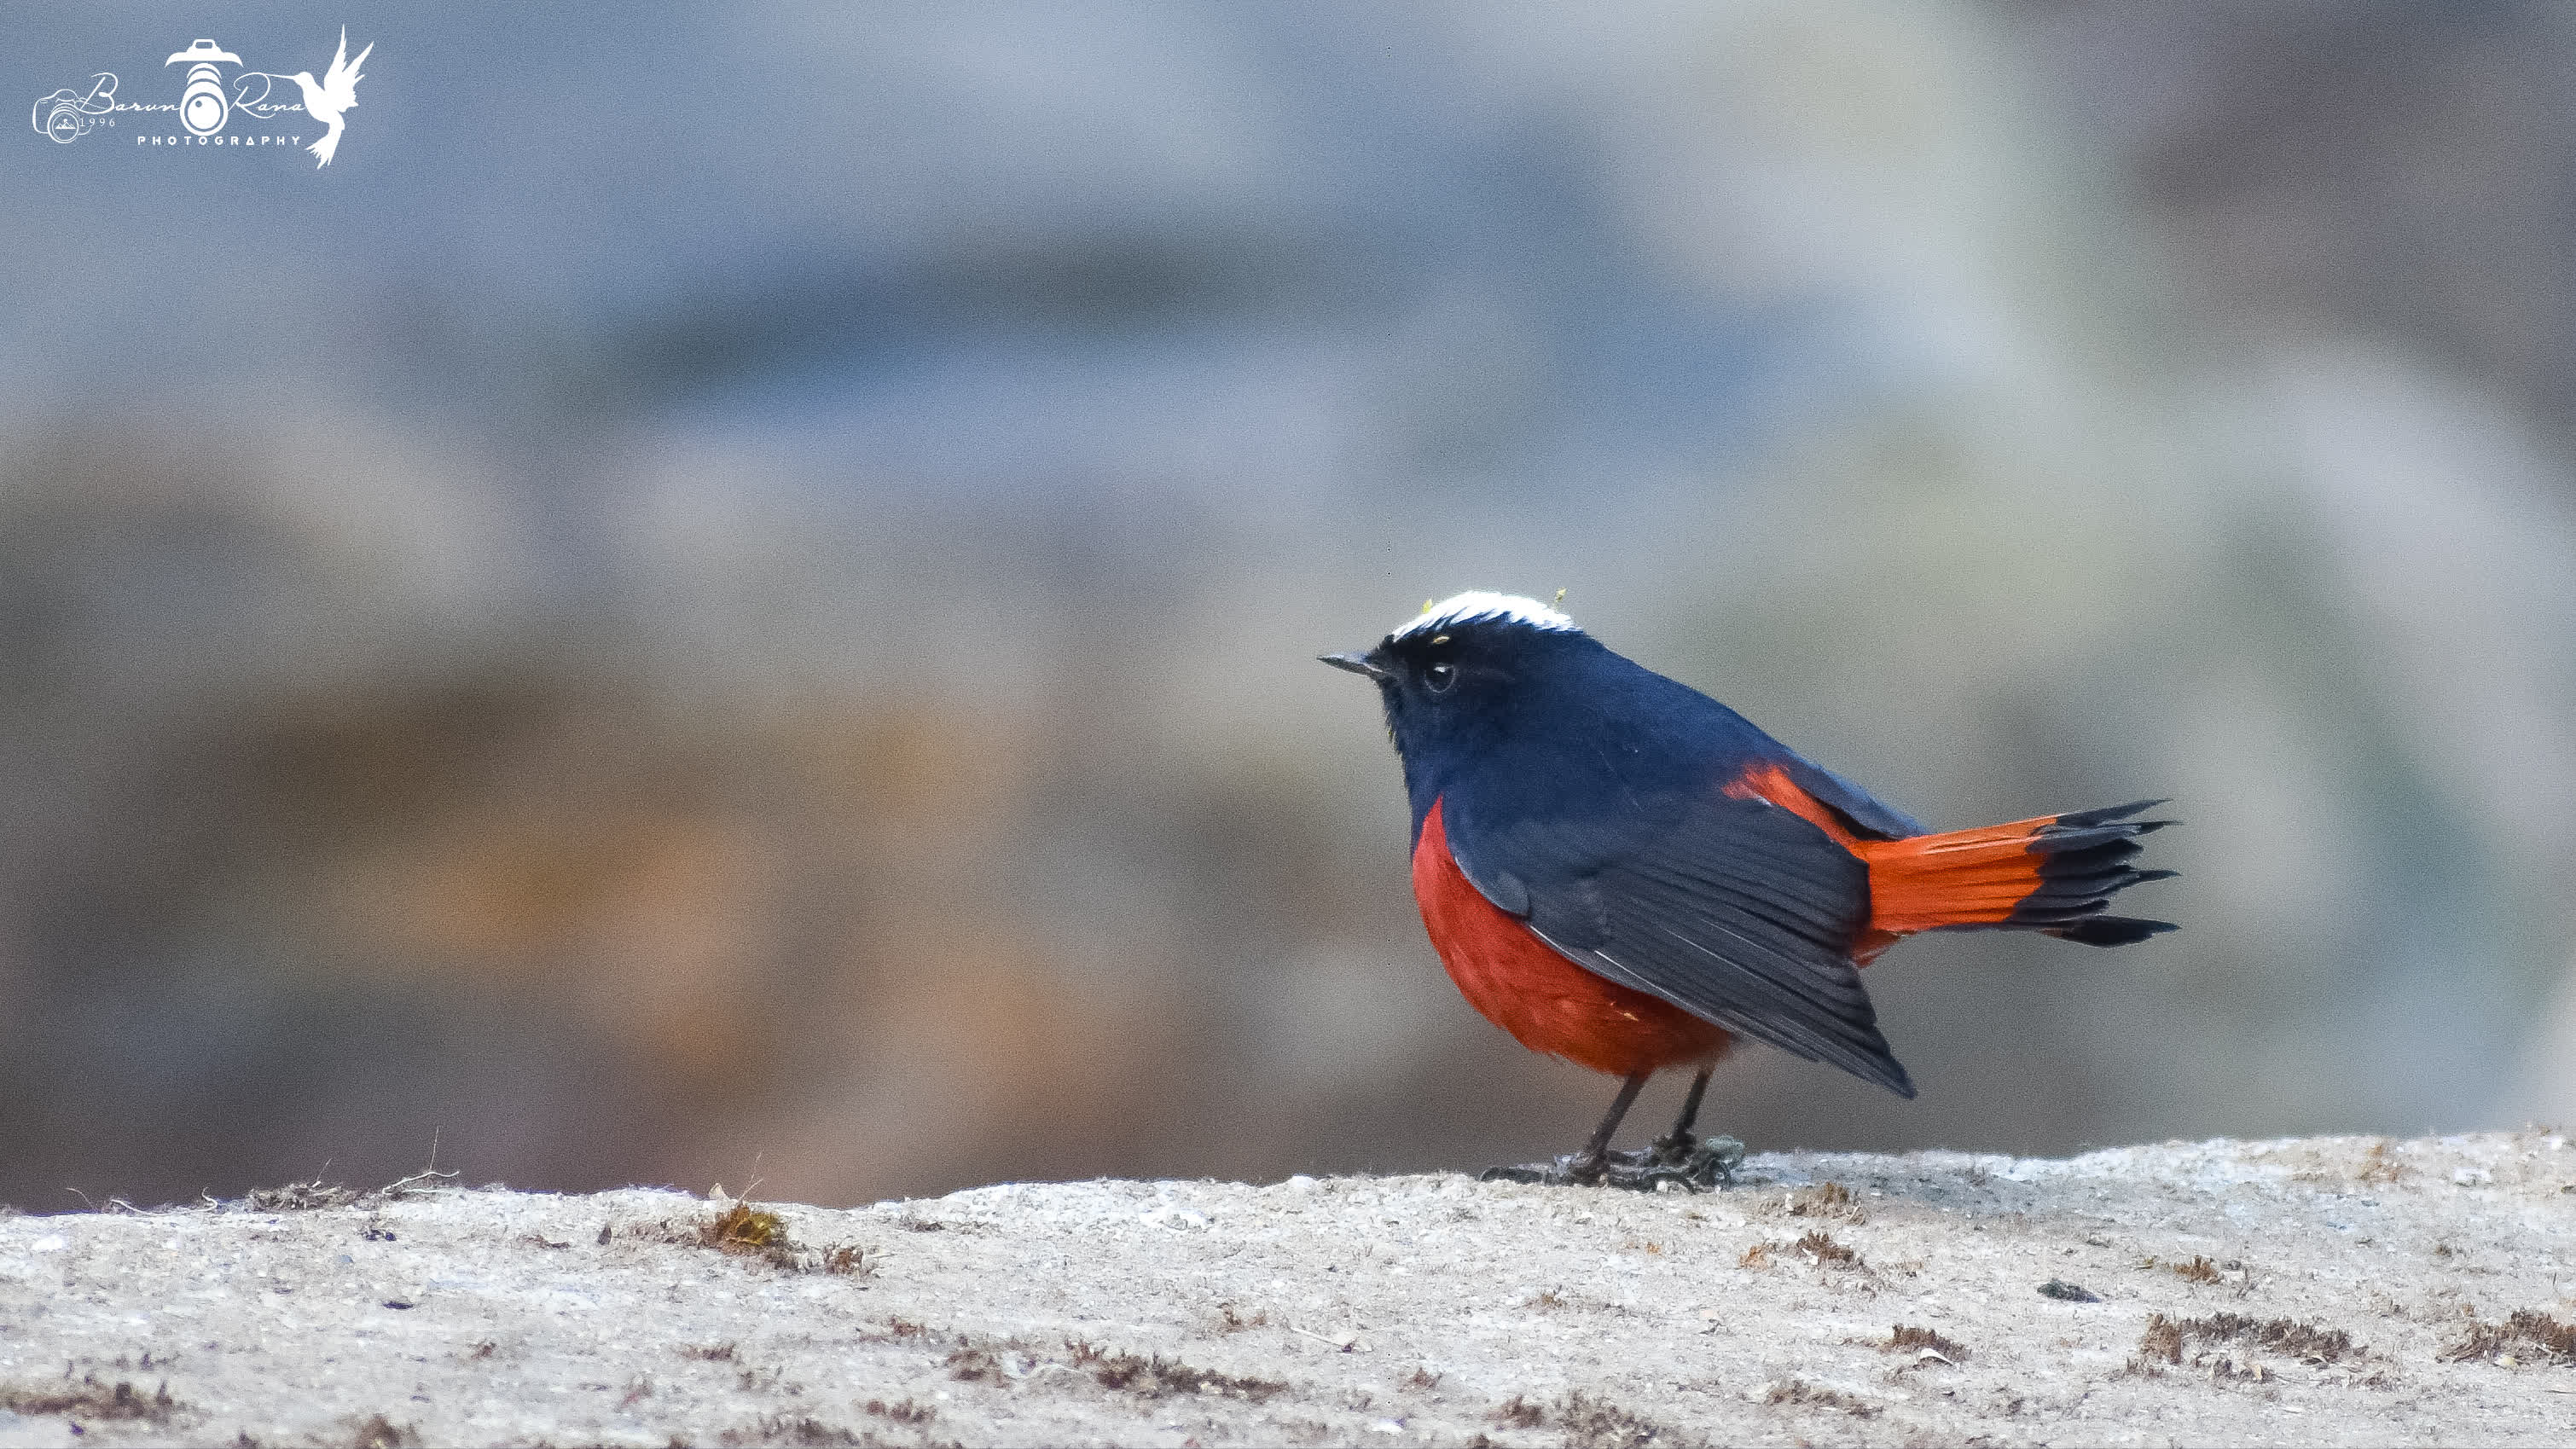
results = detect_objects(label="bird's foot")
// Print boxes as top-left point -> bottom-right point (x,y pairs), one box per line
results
1477,1134 -> 1745,1191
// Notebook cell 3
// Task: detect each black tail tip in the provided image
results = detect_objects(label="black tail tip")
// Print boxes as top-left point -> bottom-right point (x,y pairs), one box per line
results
2057,798 -> 2173,830
2049,916 -> 2178,948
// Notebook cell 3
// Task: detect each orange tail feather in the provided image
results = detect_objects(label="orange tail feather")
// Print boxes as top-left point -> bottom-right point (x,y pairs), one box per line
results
1857,815 -> 2069,935
1725,763 -> 2174,963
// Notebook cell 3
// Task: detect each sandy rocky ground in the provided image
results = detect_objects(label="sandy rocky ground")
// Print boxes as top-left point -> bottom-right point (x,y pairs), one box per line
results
3,1133 -> 2573,1446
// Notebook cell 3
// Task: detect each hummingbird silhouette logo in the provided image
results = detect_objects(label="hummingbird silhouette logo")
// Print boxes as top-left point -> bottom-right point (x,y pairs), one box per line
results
286,27 -> 370,167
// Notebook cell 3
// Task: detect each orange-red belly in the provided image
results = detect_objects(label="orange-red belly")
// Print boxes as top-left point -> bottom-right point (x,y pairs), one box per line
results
1411,797 -> 1730,1077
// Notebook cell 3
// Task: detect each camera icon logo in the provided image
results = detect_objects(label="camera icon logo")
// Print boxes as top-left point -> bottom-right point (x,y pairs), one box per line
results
32,73 -> 114,143
165,38 -> 241,136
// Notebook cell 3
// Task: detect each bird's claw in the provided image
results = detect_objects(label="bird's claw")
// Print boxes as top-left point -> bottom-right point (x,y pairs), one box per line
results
1477,1133 -> 1745,1191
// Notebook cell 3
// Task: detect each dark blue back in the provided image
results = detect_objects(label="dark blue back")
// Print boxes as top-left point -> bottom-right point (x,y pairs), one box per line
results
1384,625 -> 1918,852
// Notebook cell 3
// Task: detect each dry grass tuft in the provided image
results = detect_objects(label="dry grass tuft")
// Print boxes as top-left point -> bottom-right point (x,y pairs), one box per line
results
2139,1312 -> 2357,1366
1558,1389 -> 1669,1448
2358,1140 -> 2406,1184
1887,1324 -> 1969,1362
704,1201 -> 787,1255
1795,1230 -> 1862,1269
2442,1308 -> 2576,1365
650,1201 -> 874,1277
349,1412 -> 423,1448
1764,1377 -> 1877,1417
1788,1181 -> 1866,1223
1065,1341 -> 1286,1402
0,1377 -> 181,1425
1490,1394 -> 1546,1427
2171,1255 -> 2222,1284
718,1412 -> 863,1446
247,1179 -> 359,1211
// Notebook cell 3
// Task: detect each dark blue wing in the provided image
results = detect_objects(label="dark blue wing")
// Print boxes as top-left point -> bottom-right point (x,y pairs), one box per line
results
1778,756 -> 1924,840
1444,786 -> 1915,1098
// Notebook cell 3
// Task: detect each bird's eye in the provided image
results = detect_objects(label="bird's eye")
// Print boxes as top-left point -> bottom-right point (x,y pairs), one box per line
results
1424,662 -> 1458,694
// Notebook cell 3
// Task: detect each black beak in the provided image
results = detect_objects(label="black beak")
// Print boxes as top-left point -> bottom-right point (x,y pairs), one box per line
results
1319,651 -> 1392,681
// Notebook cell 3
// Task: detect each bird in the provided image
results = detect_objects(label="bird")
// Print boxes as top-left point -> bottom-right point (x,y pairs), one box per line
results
1321,591 -> 2173,1188
287,27 -> 371,168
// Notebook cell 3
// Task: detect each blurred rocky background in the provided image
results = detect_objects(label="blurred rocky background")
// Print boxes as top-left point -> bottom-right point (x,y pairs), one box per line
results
5,0 -> 2574,1210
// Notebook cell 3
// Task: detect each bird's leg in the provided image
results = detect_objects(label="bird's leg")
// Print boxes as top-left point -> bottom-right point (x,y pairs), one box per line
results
1605,1065 -> 1743,1189
1560,1071 -> 1651,1184
1650,1067 -> 1714,1162
1477,1069 -> 1743,1191
1591,1068 -> 1747,1191
1477,1071 -> 1647,1187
